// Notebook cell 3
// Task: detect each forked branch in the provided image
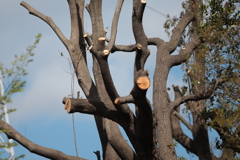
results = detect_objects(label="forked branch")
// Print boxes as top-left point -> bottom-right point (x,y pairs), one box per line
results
0,120 -> 86,160
170,78 -> 224,110
170,39 -> 201,67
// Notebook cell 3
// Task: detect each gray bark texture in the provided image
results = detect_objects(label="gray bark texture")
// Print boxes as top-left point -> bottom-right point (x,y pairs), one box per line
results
0,0 -> 236,160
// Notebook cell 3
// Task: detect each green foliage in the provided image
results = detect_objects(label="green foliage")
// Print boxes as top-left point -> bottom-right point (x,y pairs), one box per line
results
0,33 -> 41,103
197,0 -> 240,152
165,0 -> 240,155
0,34 -> 41,159
164,14 -> 179,37
0,107 -> 16,120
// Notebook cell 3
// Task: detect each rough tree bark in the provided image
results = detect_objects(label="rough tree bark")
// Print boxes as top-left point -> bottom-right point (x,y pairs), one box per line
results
0,0 -> 236,160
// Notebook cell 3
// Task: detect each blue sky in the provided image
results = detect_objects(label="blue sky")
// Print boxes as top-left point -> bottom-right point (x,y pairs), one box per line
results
0,0 -> 201,159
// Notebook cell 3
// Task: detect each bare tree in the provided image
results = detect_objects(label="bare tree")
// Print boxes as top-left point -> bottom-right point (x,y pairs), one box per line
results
0,0 -> 239,160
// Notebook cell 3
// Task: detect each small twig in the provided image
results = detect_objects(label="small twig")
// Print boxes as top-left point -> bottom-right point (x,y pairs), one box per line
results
93,151 -> 101,160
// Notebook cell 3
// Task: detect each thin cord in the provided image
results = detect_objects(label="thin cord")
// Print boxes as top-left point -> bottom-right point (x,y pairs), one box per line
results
70,59 -> 79,157
146,6 -> 166,17
72,114 -> 78,157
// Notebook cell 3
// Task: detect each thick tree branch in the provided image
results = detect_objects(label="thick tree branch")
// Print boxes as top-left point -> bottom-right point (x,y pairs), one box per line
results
170,79 -> 223,110
170,39 -> 201,66
167,11 -> 195,53
63,96 -> 136,154
111,44 -> 137,53
92,55 -> 137,160
173,128 -> 198,155
92,56 -> 121,160
68,0 -> 80,45
62,97 -> 120,122
170,85 -> 197,155
135,0 -> 146,21
0,120 -> 86,160
86,0 -> 132,116
114,94 -> 134,105
85,0 -> 105,54
21,1 -> 95,100
132,0 -> 149,73
131,2 -> 155,158
105,0 -> 124,55
173,111 -> 192,131
20,1 -> 69,49
75,0 -> 85,43
147,37 -> 165,46
96,60 -> 132,114
105,120 -> 138,160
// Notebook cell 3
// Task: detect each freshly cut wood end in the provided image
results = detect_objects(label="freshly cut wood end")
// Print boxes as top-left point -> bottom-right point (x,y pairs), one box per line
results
103,50 -> 109,55
136,76 -> 150,90
141,0 -> 147,3
64,99 -> 71,113
98,37 -> 106,41
114,98 -> 120,105
137,44 -> 142,50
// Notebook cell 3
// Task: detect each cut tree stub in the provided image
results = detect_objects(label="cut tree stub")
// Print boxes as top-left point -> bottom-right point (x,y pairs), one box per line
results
137,43 -> 142,50
136,76 -> 150,90
98,37 -> 106,41
65,99 -> 71,113
114,98 -> 120,105
103,49 -> 109,55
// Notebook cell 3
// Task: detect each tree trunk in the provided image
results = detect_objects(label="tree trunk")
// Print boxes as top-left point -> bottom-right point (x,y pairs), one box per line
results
153,48 -> 177,160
